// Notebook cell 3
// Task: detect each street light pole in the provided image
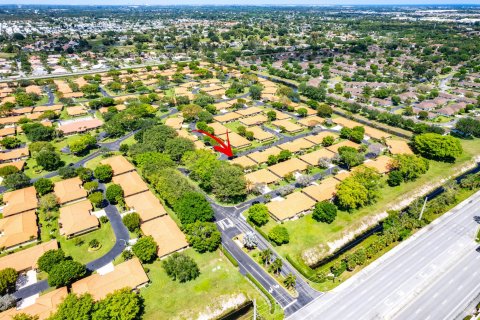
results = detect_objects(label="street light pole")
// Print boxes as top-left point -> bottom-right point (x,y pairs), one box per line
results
419,196 -> 428,221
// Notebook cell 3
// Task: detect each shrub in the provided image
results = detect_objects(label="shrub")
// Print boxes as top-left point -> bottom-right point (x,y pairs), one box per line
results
94,164 -> 113,182
0,268 -> 18,295
173,192 -> 214,225
162,253 -> 200,282
122,213 -> 141,232
38,249 -> 65,273
47,260 -> 86,287
132,236 -> 157,263
88,191 -> 104,208
268,226 -> 289,245
312,201 -> 337,224
34,178 -> 54,196
247,204 -> 269,226
184,221 -> 221,253
105,184 -> 124,204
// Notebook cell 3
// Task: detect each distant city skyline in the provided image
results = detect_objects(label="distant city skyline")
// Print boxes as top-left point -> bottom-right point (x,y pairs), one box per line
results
0,0 -> 479,5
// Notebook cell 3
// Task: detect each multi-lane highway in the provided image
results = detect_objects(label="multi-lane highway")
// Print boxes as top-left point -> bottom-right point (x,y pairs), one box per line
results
289,191 -> 480,320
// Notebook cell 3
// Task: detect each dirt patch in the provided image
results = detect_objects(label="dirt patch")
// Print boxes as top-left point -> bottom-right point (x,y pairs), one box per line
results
179,293 -> 247,320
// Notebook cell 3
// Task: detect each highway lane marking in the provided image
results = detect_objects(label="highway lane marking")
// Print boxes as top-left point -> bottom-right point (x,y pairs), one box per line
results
283,299 -> 298,310
441,299 -> 447,305
217,218 -> 234,230
444,278 -> 480,320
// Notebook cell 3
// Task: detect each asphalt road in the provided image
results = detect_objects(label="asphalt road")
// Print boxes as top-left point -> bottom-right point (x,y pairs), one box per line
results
86,183 -> 129,271
289,191 -> 480,320
211,199 -> 321,315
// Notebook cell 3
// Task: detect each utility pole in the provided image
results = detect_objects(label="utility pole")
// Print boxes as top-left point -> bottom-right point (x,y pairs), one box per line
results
253,299 -> 257,320
419,196 -> 428,221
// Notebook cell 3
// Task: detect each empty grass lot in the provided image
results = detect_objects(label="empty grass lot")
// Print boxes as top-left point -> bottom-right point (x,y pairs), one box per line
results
260,138 -> 480,268
141,249 -> 283,320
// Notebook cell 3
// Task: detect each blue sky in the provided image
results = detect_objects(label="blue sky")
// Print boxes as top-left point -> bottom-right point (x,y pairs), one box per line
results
0,0 -> 479,5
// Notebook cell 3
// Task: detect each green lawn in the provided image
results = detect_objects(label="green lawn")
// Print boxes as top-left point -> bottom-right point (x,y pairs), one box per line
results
432,115 -> 452,123
58,221 -> 116,265
38,204 -> 116,265
141,249 -> 283,320
260,138 -> 480,268
311,185 -> 480,291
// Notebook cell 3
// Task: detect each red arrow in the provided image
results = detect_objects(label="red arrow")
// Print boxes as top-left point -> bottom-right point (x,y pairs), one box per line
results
193,129 -> 234,157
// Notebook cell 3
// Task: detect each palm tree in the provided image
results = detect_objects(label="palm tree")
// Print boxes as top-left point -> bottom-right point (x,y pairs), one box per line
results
269,258 -> 283,276
283,273 -> 296,290
259,248 -> 273,267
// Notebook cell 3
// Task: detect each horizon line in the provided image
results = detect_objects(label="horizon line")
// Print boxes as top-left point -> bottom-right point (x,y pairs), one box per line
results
1,3 -> 480,7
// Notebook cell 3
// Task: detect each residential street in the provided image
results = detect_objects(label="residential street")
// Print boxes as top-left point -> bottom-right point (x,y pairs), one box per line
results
289,191 -> 480,320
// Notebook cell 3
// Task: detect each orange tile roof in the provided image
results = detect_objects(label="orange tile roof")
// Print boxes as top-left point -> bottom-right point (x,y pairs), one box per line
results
113,171 -> 149,197
304,132 -> 339,145
213,112 -> 242,123
58,118 -> 103,135
302,177 -> 340,202
235,106 -> 263,117
165,117 -> 184,130
0,210 -> 38,249
332,117 -> 362,128
59,200 -> 98,237
272,119 -> 303,133
361,155 -> 393,174
267,191 -> 316,221
299,148 -> 336,165
54,177 -> 87,205
0,240 -> 58,272
0,127 -> 15,137
245,168 -> 281,185
0,160 -> 25,171
0,116 -> 22,125
25,85 -> 43,95
364,126 -> 390,140
140,216 -> 188,258
3,186 -> 37,217
207,122 -> 229,135
33,105 -> 63,113
11,107 -> 33,115
248,126 -> 275,141
264,109 -> 290,120
217,132 -> 251,149
247,146 -> 282,164
267,158 -> 309,178
0,147 -> 29,162
66,106 -> 88,116
100,155 -> 135,177
297,116 -> 325,127
334,170 -> 352,181
176,129 -> 198,141
0,287 -> 68,320
72,258 -> 149,301
239,115 -> 268,127
326,140 -> 360,153
230,156 -> 258,168
386,139 -> 414,155
277,138 -> 314,153
124,191 -> 167,223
